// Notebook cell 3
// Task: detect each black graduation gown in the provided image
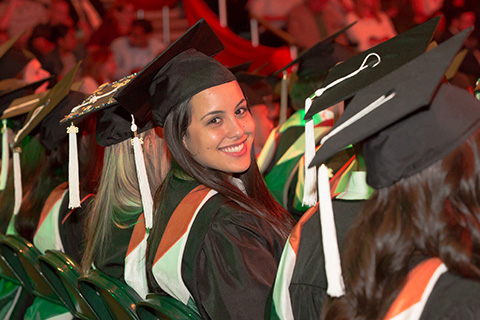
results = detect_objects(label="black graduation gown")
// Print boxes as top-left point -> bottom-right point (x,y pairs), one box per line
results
148,176 -> 286,320
93,212 -> 141,282
419,270 -> 480,319
58,190 -> 94,264
287,199 -> 363,320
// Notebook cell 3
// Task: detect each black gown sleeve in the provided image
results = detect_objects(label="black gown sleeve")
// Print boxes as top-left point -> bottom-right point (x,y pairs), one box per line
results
186,203 -> 285,320
419,271 -> 480,320
59,193 -> 95,264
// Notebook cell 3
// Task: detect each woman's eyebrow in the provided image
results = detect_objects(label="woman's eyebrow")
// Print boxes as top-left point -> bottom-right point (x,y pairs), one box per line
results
201,110 -> 224,120
200,99 -> 247,120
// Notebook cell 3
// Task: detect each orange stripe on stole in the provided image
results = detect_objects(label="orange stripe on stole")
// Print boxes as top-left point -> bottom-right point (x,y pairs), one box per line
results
330,155 -> 356,198
153,185 -> 211,265
126,214 -> 146,257
288,204 -> 318,255
384,258 -> 443,319
33,182 -> 68,239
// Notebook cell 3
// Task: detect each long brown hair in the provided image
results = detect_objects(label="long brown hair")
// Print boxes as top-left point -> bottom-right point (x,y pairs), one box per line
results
150,97 -> 294,248
82,127 -> 169,271
323,129 -> 480,319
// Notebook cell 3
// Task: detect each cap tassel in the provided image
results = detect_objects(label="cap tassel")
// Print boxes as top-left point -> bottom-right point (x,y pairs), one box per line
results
303,52 -> 382,206
279,71 -> 289,127
127,115 -> 153,298
68,123 -> 81,208
130,115 -> 153,229
12,148 -> 22,215
303,97 -> 317,206
318,164 -> 345,297
0,120 -> 9,190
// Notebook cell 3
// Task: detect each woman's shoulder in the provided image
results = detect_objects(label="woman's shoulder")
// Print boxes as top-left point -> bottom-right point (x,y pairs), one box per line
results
204,196 -> 285,246
420,271 -> 480,320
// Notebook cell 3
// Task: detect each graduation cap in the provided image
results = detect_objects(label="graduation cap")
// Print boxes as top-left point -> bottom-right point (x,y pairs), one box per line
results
236,72 -> 273,107
113,18 -> 228,127
13,62 -> 81,148
0,33 -> 23,62
0,77 -> 53,114
2,90 -> 50,120
39,91 -> 88,151
304,27 -> 474,299
273,22 -> 356,80
304,16 -> 441,120
310,27 -> 473,183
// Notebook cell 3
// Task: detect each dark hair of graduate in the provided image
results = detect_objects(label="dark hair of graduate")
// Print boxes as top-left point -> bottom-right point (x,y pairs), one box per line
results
15,138 -> 69,242
151,98 -> 295,245
322,128 -> 480,320
0,135 -> 46,233
14,115 -> 103,242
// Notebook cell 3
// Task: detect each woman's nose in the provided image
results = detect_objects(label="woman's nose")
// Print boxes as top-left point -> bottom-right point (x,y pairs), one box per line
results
227,117 -> 245,138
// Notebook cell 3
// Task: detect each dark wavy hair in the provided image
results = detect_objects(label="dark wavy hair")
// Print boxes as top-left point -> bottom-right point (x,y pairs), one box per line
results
0,135 -> 46,234
15,115 -> 103,242
323,128 -> 480,320
15,138 -> 69,241
149,97 -> 294,252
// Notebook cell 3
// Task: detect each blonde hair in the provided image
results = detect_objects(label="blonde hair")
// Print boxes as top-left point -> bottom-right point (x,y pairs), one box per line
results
82,127 -> 169,270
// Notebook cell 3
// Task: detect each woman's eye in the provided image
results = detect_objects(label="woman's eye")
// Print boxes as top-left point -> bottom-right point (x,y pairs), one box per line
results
208,117 -> 222,125
235,107 -> 248,116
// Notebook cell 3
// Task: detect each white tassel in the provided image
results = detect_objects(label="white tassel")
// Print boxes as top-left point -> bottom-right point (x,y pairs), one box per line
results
130,116 -> 154,230
0,120 -> 9,190
279,71 -> 289,127
318,164 -> 345,297
12,149 -> 22,215
302,52 -> 382,206
303,97 -> 317,206
68,123 -> 81,208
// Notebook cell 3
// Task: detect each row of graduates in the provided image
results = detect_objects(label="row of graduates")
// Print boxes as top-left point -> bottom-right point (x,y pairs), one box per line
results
1,16 -> 480,320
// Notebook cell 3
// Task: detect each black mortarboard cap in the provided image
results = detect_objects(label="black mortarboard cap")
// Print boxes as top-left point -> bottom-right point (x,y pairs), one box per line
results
59,74 -> 154,147
149,49 -> 236,127
2,90 -> 50,120
236,72 -> 273,106
13,62 -> 81,147
113,19 -> 226,125
95,104 -> 155,147
228,61 -> 252,75
0,77 -> 53,114
309,28 -> 478,188
304,16 -> 441,120
39,91 -> 88,150
273,22 -> 356,80
0,33 -> 23,62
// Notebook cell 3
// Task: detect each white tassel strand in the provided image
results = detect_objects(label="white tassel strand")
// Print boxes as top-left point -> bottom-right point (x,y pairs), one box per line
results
130,115 -> 154,230
303,97 -> 317,206
0,120 -> 9,190
13,148 -> 22,215
68,123 -> 81,208
303,52 -> 382,205
318,164 -> 345,297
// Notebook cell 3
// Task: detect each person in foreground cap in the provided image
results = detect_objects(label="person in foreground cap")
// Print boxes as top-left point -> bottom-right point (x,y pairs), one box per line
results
320,57 -> 480,320
81,103 -> 169,294
144,48 -> 295,319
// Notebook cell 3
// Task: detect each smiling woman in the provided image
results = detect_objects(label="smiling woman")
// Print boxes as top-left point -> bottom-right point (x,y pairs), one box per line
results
142,48 -> 294,319
184,81 -> 255,174
110,23 -> 296,318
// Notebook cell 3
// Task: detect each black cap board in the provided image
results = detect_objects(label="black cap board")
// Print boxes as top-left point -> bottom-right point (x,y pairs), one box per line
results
113,18 -> 225,125
13,62 -> 81,147
39,91 -> 88,150
304,16 -> 441,120
309,28 -> 478,189
273,22 -> 356,80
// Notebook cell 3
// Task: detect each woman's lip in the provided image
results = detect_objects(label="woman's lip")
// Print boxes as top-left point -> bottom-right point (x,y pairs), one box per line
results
220,140 -> 248,155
